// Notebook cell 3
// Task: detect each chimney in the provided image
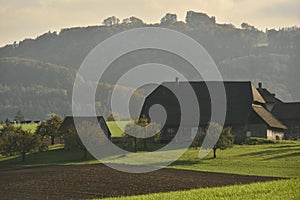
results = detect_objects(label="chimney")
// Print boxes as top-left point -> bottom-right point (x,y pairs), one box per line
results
175,77 -> 179,84
258,82 -> 262,89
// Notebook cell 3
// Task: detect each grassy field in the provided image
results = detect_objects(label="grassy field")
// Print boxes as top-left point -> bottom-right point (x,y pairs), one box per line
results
107,121 -> 129,137
101,141 -> 300,200
0,121 -> 128,137
1,141 -> 299,178
171,141 -> 300,178
104,178 -> 300,200
1,141 -> 299,199
0,144 -> 99,167
0,123 -> 38,132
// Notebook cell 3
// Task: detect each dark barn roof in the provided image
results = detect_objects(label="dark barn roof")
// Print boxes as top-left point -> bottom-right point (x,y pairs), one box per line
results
140,81 -> 266,127
59,116 -> 111,138
252,104 -> 287,129
272,103 -> 300,121
257,88 -> 282,104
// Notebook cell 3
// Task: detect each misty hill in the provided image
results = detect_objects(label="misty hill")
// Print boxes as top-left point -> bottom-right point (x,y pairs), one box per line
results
0,57 -> 75,120
0,57 -> 143,120
0,11 -> 299,120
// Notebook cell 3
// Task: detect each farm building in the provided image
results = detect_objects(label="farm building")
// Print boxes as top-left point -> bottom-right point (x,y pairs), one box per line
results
256,82 -> 282,111
140,81 -> 287,141
271,103 -> 300,139
59,116 -> 112,148
257,83 -> 300,139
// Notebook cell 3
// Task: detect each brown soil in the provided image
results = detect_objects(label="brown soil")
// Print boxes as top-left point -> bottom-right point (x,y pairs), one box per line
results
0,164 -> 281,200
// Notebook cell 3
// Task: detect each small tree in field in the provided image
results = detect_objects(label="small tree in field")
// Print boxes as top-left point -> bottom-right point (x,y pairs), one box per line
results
64,126 -> 87,159
0,125 -> 42,161
0,124 -> 17,156
107,112 -> 120,121
36,115 -> 62,145
124,115 -> 160,152
64,121 -> 106,159
213,127 -> 234,158
193,123 -> 234,158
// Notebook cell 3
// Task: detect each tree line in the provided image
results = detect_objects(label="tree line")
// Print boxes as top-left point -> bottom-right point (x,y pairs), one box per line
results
0,113 -> 234,161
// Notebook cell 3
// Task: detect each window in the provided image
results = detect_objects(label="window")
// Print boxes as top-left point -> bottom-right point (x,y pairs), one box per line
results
167,128 -> 176,134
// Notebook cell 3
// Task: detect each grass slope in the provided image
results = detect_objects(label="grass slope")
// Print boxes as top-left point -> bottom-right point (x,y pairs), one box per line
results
106,121 -> 129,137
104,178 -> 300,200
1,141 -> 299,200
171,142 -> 300,178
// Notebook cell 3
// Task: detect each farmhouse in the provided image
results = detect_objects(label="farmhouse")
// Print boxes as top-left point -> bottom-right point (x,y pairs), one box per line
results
140,81 -> 286,141
257,83 -> 300,139
59,116 -> 112,147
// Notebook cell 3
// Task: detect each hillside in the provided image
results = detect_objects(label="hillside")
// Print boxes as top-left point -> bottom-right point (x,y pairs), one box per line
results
0,11 -> 299,120
0,57 -> 75,120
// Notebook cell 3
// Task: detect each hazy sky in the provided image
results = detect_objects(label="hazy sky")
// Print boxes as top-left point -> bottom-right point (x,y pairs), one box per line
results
0,0 -> 299,47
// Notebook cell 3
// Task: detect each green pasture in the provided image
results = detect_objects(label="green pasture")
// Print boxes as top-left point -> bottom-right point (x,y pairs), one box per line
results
0,123 -> 38,132
104,178 -> 300,200
0,137 -> 299,200
0,121 -> 128,137
107,121 -> 129,137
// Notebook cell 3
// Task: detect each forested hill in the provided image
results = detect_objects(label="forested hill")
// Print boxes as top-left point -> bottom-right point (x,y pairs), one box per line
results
0,11 -> 299,120
0,57 -> 75,120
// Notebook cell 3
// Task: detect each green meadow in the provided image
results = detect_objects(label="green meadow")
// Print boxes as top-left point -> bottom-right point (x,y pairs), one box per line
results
1,124 -> 299,200
0,121 -> 128,137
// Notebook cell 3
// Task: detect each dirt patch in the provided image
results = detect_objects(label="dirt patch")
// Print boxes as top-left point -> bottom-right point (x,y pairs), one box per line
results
0,164 -> 281,200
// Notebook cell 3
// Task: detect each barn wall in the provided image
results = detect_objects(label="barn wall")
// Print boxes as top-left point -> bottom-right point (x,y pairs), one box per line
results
247,123 -> 267,138
281,120 -> 300,139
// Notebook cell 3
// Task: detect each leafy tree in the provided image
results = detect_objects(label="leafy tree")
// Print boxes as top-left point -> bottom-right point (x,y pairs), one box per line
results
107,112 -> 120,121
64,126 -> 87,159
14,110 -> 24,123
102,16 -> 120,26
186,11 -> 215,26
0,125 -> 41,161
160,13 -> 177,25
36,115 -> 62,145
194,123 -> 234,158
122,17 -> 144,26
213,127 -> 234,158
124,115 -> 160,152
64,121 -> 106,159
0,125 -> 16,156
241,22 -> 257,31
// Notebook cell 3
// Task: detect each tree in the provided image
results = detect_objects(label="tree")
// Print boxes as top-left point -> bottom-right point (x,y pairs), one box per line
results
36,115 -> 62,145
160,13 -> 177,25
122,17 -> 144,26
102,16 -> 120,26
186,11 -> 215,26
64,121 -> 106,159
241,22 -> 258,31
124,115 -> 160,152
194,123 -> 234,158
213,127 -> 234,158
0,125 -> 42,161
0,125 -> 15,156
14,110 -> 24,123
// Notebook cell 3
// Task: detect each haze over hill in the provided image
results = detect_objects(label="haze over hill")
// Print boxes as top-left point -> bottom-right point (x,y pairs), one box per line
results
0,11 -> 299,120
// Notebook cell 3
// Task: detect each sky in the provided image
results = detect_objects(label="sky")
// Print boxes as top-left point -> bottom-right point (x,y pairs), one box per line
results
0,0 -> 299,47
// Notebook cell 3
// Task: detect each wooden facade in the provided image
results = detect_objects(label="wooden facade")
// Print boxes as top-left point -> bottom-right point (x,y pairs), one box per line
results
140,81 -> 287,141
